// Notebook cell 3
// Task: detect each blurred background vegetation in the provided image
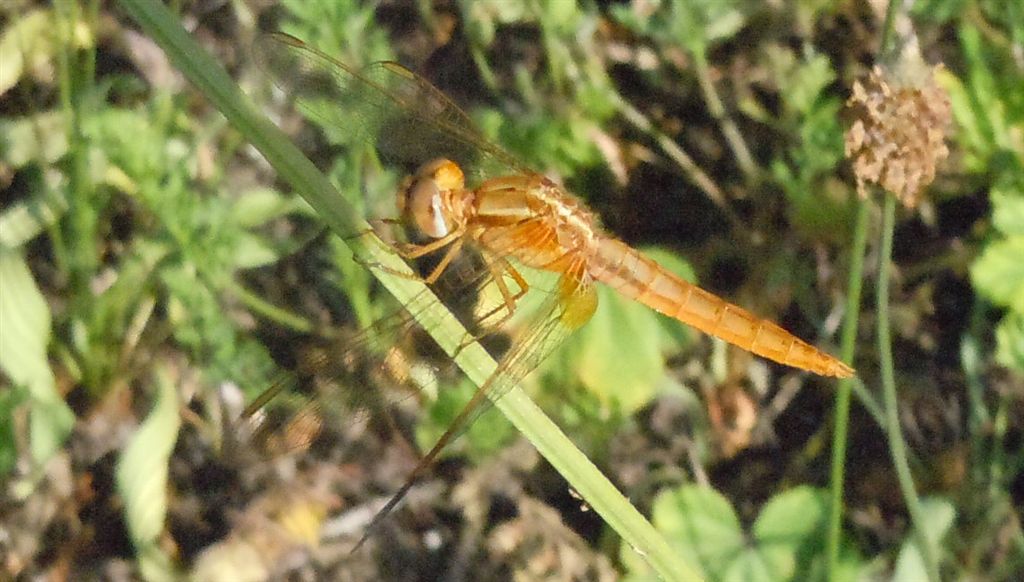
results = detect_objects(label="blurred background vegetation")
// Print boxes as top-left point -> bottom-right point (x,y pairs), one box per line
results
1,0 -> 1021,580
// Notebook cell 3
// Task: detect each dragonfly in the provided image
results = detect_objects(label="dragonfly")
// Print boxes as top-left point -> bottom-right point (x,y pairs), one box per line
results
249,31 -> 855,551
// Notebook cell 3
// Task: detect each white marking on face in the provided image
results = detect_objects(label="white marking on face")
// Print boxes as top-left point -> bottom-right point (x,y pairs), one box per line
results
431,193 -> 448,237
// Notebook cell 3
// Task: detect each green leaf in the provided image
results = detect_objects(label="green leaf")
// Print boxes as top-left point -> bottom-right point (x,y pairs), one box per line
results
229,187 -> 293,228
564,247 -> 693,414
0,112 -> 68,168
115,368 -> 182,575
753,486 -> 829,579
568,285 -> 664,413
892,497 -> 956,582
652,485 -> 744,578
232,231 -> 280,269
626,484 -> 855,582
994,311 -> 1024,371
0,250 -> 73,465
0,9 -> 58,97
668,0 -> 746,54
763,47 -> 836,117
970,235 -> 1024,313
720,549 -> 772,582
991,188 -> 1024,236
417,377 -> 516,462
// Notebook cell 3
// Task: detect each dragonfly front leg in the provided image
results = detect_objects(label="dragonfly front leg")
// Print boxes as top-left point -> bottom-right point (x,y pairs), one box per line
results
350,226 -> 466,284
412,234 -> 465,284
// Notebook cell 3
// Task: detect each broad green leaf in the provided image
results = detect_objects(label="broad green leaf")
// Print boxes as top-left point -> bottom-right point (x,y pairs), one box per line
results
0,250 -> 73,465
991,188 -> 1024,236
0,10 -> 57,96
626,484 -> 858,581
115,368 -> 181,576
570,284 -> 664,413
970,235 -> 1024,313
753,486 -> 829,579
417,376 -> 516,463
892,497 -> 956,582
721,549 -> 772,582
651,485 -> 744,578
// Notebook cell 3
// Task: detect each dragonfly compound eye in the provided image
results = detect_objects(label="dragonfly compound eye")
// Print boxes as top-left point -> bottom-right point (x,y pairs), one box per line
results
402,158 -> 465,239
403,174 -> 451,238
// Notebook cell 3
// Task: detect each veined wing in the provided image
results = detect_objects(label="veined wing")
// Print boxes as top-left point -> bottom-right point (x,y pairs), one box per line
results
238,301 -> 446,456
254,32 -> 529,184
238,225 -> 556,454
350,261 -> 599,551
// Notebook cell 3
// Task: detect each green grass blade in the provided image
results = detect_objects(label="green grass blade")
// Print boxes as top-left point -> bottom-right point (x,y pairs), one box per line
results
115,0 -> 701,579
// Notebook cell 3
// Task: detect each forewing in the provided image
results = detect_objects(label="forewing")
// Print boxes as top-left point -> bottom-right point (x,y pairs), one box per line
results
254,33 -> 527,182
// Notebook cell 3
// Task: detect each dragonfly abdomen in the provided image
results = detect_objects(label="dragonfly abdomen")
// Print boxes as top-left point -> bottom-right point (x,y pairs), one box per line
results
590,238 -> 854,378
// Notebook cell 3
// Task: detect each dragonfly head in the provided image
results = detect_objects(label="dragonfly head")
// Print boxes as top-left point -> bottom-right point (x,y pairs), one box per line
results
398,158 -> 467,239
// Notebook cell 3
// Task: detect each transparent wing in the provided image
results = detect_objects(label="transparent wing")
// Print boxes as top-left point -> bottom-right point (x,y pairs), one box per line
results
350,267 -> 598,550
254,32 -> 529,183
238,234 -> 551,455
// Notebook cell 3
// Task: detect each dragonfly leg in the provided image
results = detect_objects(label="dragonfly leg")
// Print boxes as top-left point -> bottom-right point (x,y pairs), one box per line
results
421,236 -> 465,284
453,261 -> 530,358
350,228 -> 466,282
479,259 -> 529,327
394,226 -> 465,260
345,223 -> 421,276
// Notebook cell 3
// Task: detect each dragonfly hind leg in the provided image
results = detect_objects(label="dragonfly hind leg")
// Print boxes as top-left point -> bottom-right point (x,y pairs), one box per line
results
453,259 -> 530,358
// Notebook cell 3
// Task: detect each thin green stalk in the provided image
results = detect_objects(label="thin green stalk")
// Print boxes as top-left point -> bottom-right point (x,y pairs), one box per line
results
612,93 -> 748,237
115,1 -> 701,579
54,0 -> 87,286
226,280 -> 315,334
692,51 -> 756,178
877,195 -> 939,581
55,0 -> 104,291
828,1 -> 903,576
826,200 -> 870,577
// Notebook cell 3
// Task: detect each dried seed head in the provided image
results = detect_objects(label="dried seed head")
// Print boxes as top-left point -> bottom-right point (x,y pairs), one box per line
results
845,63 -> 952,208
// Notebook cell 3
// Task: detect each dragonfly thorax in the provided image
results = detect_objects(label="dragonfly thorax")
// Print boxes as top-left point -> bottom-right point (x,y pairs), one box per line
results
398,158 -> 472,238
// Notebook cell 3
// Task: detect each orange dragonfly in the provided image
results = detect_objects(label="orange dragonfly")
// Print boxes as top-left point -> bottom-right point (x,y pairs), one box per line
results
250,32 -> 854,549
